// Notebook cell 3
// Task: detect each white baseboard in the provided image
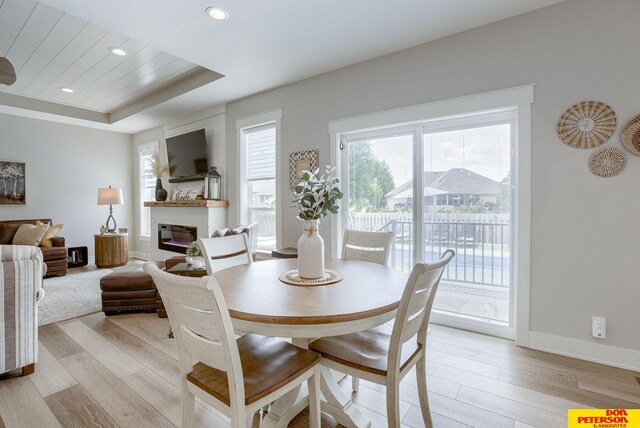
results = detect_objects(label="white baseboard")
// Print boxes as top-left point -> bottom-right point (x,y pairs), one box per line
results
129,251 -> 150,261
528,331 -> 640,372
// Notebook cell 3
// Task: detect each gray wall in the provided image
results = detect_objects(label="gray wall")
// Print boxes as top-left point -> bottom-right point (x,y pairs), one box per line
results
0,113 -> 134,257
225,0 -> 640,351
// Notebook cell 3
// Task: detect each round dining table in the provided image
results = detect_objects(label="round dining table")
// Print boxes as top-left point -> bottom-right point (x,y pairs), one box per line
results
213,258 -> 408,428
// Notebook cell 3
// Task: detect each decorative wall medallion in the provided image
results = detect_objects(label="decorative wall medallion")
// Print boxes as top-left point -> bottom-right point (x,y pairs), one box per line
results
289,149 -> 319,189
588,147 -> 627,177
557,101 -> 617,149
621,115 -> 640,155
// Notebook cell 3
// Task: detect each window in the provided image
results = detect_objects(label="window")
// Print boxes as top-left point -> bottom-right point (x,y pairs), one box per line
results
237,109 -> 282,252
137,141 -> 158,238
340,115 -> 514,329
330,85 -> 533,340
245,125 -> 276,250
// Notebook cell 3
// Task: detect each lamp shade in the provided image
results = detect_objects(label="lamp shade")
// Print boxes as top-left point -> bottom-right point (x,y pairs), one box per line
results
97,187 -> 124,205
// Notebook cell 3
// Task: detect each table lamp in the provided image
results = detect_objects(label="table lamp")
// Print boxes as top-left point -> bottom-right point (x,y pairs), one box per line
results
97,186 -> 124,233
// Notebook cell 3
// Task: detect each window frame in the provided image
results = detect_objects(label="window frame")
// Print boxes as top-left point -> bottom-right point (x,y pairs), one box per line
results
329,85 -> 533,345
137,140 -> 159,241
237,109 -> 283,251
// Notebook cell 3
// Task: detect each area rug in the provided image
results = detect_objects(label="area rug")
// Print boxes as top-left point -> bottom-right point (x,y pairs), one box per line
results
38,268 -> 113,326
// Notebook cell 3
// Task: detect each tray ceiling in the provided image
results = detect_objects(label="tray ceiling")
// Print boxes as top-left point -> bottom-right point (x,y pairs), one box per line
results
0,0 -> 221,119
2,0 -> 565,133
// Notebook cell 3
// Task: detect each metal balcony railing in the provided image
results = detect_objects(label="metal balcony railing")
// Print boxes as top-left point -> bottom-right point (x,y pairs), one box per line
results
379,220 -> 511,288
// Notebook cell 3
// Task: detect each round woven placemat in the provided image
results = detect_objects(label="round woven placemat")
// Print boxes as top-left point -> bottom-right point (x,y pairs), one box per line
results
621,115 -> 640,155
588,147 -> 627,178
278,269 -> 343,286
556,101 -> 617,149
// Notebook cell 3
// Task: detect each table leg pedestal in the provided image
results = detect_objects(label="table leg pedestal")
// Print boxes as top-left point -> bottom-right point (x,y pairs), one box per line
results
318,366 -> 372,428
260,338 -> 309,428
260,388 -> 307,428
259,367 -> 371,428
258,336 -> 371,428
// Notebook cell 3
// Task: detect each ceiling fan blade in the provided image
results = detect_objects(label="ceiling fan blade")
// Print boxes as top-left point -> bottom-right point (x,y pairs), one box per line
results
0,57 -> 17,86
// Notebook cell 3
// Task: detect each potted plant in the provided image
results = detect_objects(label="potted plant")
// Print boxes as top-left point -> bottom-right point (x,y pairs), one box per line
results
185,241 -> 205,269
291,166 -> 343,279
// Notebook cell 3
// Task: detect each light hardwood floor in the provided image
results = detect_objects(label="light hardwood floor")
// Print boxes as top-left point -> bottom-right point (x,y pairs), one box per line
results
1,312 -> 638,428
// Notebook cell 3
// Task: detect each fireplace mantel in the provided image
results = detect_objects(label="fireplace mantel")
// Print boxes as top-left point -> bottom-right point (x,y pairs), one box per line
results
144,200 -> 228,208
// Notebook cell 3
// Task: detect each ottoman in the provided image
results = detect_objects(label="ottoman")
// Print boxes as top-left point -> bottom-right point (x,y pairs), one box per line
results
100,262 -> 164,316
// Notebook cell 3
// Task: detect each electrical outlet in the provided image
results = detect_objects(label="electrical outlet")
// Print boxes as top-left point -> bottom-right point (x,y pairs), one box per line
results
592,316 -> 606,339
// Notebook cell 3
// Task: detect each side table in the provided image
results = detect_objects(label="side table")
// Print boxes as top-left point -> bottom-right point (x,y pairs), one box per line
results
94,233 -> 128,268
166,262 -> 207,277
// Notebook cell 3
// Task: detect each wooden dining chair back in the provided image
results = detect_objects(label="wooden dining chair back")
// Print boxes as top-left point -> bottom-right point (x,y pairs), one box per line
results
343,228 -> 394,391
341,229 -> 394,265
145,263 -> 244,423
391,249 -> 454,354
198,234 -> 253,275
145,263 -> 321,428
309,250 -> 455,428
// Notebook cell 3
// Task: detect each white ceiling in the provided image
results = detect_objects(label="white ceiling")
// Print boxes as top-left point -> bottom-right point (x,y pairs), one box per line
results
4,0 -> 564,133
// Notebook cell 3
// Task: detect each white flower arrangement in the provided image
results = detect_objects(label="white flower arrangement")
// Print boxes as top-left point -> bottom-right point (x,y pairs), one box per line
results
292,166 -> 344,220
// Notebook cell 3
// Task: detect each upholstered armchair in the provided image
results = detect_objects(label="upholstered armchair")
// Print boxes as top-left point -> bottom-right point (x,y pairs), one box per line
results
0,245 -> 45,376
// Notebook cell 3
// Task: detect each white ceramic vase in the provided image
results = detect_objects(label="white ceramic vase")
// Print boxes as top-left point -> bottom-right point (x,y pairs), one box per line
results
297,219 -> 325,279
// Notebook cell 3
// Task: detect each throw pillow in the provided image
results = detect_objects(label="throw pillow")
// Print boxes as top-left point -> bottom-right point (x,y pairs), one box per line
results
12,224 -> 48,247
36,220 -> 64,247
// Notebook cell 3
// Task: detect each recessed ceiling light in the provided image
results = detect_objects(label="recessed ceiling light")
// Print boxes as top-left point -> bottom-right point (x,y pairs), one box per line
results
206,6 -> 229,20
61,87 -> 74,93
109,47 -> 128,56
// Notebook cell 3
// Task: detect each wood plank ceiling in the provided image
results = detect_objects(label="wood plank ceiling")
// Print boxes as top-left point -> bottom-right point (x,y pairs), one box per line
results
0,0 -> 203,113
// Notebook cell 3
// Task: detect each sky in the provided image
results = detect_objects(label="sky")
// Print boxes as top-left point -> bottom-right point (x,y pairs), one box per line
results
366,123 -> 511,187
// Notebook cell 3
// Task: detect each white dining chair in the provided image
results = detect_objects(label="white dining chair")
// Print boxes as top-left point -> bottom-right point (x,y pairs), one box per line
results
198,234 -> 253,275
309,250 -> 454,428
342,228 -> 394,391
144,263 -> 321,428
342,229 -> 394,265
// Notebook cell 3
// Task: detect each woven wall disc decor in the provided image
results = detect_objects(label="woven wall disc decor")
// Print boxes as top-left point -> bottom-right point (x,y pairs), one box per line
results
556,101 -> 617,149
621,115 -> 640,155
588,147 -> 627,178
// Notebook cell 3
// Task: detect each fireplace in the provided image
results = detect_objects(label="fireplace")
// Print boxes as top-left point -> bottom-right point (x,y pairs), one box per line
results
158,224 -> 197,254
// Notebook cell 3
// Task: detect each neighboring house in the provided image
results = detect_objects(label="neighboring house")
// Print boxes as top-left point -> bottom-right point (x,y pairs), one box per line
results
385,168 -> 500,211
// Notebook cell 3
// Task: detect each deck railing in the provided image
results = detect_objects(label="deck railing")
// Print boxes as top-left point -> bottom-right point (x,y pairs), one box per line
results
249,207 -> 276,248
247,209 -> 511,287
350,212 -> 510,288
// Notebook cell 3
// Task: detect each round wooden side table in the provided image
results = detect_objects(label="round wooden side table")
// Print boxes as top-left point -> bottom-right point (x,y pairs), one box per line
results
94,233 -> 128,268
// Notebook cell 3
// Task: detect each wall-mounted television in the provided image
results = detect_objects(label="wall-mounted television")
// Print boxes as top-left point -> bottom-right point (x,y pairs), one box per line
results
165,129 -> 208,182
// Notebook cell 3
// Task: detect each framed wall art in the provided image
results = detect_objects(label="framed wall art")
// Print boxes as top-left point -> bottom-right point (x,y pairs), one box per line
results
289,149 -> 319,189
0,161 -> 25,205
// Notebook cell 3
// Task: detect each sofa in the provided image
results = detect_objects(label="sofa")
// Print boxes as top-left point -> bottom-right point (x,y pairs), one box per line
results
0,245 -> 45,376
0,219 -> 67,277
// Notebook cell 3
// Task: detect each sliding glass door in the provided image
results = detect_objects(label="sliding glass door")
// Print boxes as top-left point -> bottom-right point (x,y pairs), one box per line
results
422,120 -> 513,327
344,130 -> 415,272
341,111 -> 515,335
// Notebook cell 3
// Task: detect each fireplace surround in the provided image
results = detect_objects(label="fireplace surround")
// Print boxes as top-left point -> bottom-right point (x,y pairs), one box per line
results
144,200 -> 228,261
158,224 -> 197,254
